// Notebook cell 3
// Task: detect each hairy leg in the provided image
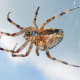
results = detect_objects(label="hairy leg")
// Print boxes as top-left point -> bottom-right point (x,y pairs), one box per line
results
33,6 -> 40,29
0,30 -> 24,37
36,44 -> 39,56
40,6 -> 80,30
45,46 -> 80,67
12,42 -> 34,57
0,39 -> 30,53
7,12 -> 24,30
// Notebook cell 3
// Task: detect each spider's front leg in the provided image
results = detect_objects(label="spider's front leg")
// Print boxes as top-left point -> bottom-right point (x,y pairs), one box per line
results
0,39 -> 30,54
0,30 -> 24,38
45,46 -> 80,67
7,12 -> 24,30
33,6 -> 40,29
12,42 -> 34,57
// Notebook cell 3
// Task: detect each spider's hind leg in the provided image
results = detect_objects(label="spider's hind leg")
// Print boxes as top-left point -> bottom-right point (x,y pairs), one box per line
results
33,6 -> 40,29
7,12 -> 24,30
45,46 -> 80,67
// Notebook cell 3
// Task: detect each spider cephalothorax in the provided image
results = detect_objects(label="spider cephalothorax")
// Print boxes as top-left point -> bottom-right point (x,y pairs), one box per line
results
0,6 -> 80,67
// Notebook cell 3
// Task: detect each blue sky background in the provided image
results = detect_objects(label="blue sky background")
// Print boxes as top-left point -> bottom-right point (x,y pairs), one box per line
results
0,0 -> 80,80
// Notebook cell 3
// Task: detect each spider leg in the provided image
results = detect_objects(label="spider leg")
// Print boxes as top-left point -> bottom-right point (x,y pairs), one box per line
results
40,6 -> 80,30
7,12 -> 24,30
0,30 -> 24,37
0,39 -> 30,54
12,42 -> 34,57
45,46 -> 80,67
36,43 -> 39,56
33,6 -> 40,29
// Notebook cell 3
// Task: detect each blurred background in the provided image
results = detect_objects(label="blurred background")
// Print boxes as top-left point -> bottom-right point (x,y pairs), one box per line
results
0,0 -> 80,80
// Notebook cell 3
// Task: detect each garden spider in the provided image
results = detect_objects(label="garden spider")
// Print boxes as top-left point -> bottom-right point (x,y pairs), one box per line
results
0,6 -> 80,67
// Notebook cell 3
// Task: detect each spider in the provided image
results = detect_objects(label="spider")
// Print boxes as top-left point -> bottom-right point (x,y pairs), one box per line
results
0,6 -> 80,67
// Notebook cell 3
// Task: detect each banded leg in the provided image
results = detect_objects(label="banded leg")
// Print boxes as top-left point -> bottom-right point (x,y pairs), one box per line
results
7,12 -> 24,30
36,43 -> 39,56
0,39 -> 30,53
12,42 -> 34,57
0,30 -> 24,37
40,6 -> 80,30
33,6 -> 40,29
45,46 -> 80,67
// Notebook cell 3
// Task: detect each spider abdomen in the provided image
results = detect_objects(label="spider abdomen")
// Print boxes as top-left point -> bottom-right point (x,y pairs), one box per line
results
46,35 -> 63,48
39,28 -> 64,49
46,29 -> 64,48
38,35 -> 63,50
